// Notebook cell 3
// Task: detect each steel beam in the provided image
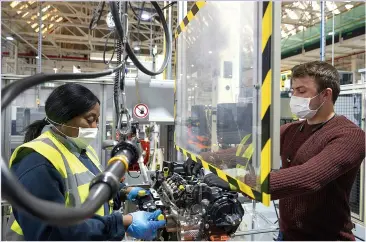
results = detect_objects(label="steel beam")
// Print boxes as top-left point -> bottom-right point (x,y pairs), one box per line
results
1,22 -> 50,60
2,18 -> 159,34
37,2 -> 42,73
2,8 -> 163,26
272,1 -> 281,170
320,1 -> 326,61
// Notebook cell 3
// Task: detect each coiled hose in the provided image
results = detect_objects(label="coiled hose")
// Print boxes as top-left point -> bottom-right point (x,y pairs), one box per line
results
0,65 -> 133,226
114,1 -> 122,128
109,1 -> 172,76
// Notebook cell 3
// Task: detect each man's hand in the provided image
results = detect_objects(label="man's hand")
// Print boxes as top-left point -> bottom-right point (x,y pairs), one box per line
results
243,172 -> 258,189
126,187 -> 150,201
184,158 -> 203,176
126,210 -> 166,240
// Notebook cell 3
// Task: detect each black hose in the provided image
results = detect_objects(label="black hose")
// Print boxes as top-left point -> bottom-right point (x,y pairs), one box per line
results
103,31 -> 116,65
161,1 -> 177,11
1,158 -> 111,226
0,65 -> 134,225
1,150 -> 132,226
109,1 -> 172,76
128,1 -> 143,22
114,1 -> 122,128
2,65 -> 122,111
89,1 -> 105,30
1,71 -> 143,225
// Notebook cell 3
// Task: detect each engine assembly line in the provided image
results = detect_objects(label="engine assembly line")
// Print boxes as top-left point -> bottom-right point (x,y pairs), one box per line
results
1,0 -> 365,241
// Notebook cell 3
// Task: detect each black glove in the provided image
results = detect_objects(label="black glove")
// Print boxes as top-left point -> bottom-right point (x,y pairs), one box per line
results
184,158 -> 195,176
184,158 -> 203,177
192,161 -> 203,177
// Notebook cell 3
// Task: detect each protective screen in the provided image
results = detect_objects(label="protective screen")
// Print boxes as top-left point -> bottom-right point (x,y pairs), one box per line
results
175,1 -> 265,194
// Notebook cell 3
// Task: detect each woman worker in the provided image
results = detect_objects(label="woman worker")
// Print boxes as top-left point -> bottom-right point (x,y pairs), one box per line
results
5,83 -> 165,241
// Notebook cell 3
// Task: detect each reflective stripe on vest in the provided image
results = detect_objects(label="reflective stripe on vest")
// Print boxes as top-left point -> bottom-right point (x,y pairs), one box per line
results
5,131 -> 113,240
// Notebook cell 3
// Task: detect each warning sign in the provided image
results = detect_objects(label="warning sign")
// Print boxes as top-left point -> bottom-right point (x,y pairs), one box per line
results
133,103 -> 149,119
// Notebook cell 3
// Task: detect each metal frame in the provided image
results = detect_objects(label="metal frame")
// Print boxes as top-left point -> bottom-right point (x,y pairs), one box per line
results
339,84 -> 365,223
271,2 -> 281,171
2,79 -> 14,162
1,201 -> 11,241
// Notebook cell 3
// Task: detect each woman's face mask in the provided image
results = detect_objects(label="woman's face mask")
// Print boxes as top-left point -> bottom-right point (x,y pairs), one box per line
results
289,92 -> 325,119
47,118 -> 98,149
67,127 -> 98,149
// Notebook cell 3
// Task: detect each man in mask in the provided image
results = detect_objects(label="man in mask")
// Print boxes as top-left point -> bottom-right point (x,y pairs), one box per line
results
197,61 -> 365,240
266,61 -> 365,240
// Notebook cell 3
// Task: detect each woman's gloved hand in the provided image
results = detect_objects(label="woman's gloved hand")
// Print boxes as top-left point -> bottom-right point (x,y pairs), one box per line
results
127,187 -> 150,201
126,210 -> 166,240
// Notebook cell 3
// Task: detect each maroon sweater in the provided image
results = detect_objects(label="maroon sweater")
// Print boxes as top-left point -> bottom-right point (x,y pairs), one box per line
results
270,115 -> 365,241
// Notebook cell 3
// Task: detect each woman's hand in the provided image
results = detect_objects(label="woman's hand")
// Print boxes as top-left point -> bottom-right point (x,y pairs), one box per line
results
125,210 -> 166,240
126,187 -> 150,201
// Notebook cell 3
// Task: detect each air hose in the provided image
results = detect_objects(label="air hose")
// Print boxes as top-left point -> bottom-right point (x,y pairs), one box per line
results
0,65 -> 142,225
2,65 -> 121,110
109,1 -> 172,76
114,1 -> 122,131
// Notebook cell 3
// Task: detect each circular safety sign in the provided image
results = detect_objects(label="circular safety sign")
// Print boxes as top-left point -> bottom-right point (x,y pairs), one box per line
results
133,103 -> 149,119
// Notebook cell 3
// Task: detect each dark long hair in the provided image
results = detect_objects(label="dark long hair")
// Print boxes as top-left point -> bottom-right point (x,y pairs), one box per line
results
23,83 -> 100,143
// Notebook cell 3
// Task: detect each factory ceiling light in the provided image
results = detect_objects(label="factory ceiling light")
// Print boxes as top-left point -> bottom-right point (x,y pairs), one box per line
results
280,1 -> 355,39
345,4 -> 354,10
8,2 -> 62,36
10,1 -> 20,8
140,11 -> 151,21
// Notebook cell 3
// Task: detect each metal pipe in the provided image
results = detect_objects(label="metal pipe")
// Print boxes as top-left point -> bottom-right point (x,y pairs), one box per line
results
138,155 -> 149,184
37,2 -> 42,73
162,181 -> 174,198
320,1 -> 326,61
163,1 -> 167,79
332,5 -> 335,65
167,1 -> 173,79
234,228 -> 279,236
272,1 -> 281,171
14,43 -> 18,75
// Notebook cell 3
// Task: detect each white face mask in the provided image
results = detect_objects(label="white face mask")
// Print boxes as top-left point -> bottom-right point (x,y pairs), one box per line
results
68,127 -> 98,149
46,117 -> 98,149
289,93 -> 324,119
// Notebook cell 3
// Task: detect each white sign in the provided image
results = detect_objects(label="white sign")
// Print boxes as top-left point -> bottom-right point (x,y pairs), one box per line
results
73,65 -> 81,73
133,103 -> 149,119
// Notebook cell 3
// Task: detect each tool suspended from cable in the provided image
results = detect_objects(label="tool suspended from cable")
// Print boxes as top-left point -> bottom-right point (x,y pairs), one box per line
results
91,1 -> 172,142
1,1 -> 172,224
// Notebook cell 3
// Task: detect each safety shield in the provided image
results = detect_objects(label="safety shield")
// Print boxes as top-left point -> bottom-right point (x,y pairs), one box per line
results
175,1 -> 273,205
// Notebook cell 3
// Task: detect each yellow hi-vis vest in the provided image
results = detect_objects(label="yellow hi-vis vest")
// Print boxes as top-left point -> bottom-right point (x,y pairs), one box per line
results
5,130 -> 113,241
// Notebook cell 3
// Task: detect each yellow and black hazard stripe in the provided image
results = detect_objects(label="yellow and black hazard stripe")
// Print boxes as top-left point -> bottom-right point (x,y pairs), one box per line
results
175,145 -> 263,202
260,1 -> 273,206
174,1 -> 207,39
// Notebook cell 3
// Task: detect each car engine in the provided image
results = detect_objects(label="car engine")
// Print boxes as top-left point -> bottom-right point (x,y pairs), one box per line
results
134,160 -> 245,241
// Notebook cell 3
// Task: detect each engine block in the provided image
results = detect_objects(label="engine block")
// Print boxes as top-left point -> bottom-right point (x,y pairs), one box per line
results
135,161 -> 245,241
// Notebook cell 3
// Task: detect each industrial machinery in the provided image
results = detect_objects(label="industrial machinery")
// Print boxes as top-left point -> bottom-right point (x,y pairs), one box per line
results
1,1 -> 172,226
132,160 -> 245,241
2,2 -> 245,240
